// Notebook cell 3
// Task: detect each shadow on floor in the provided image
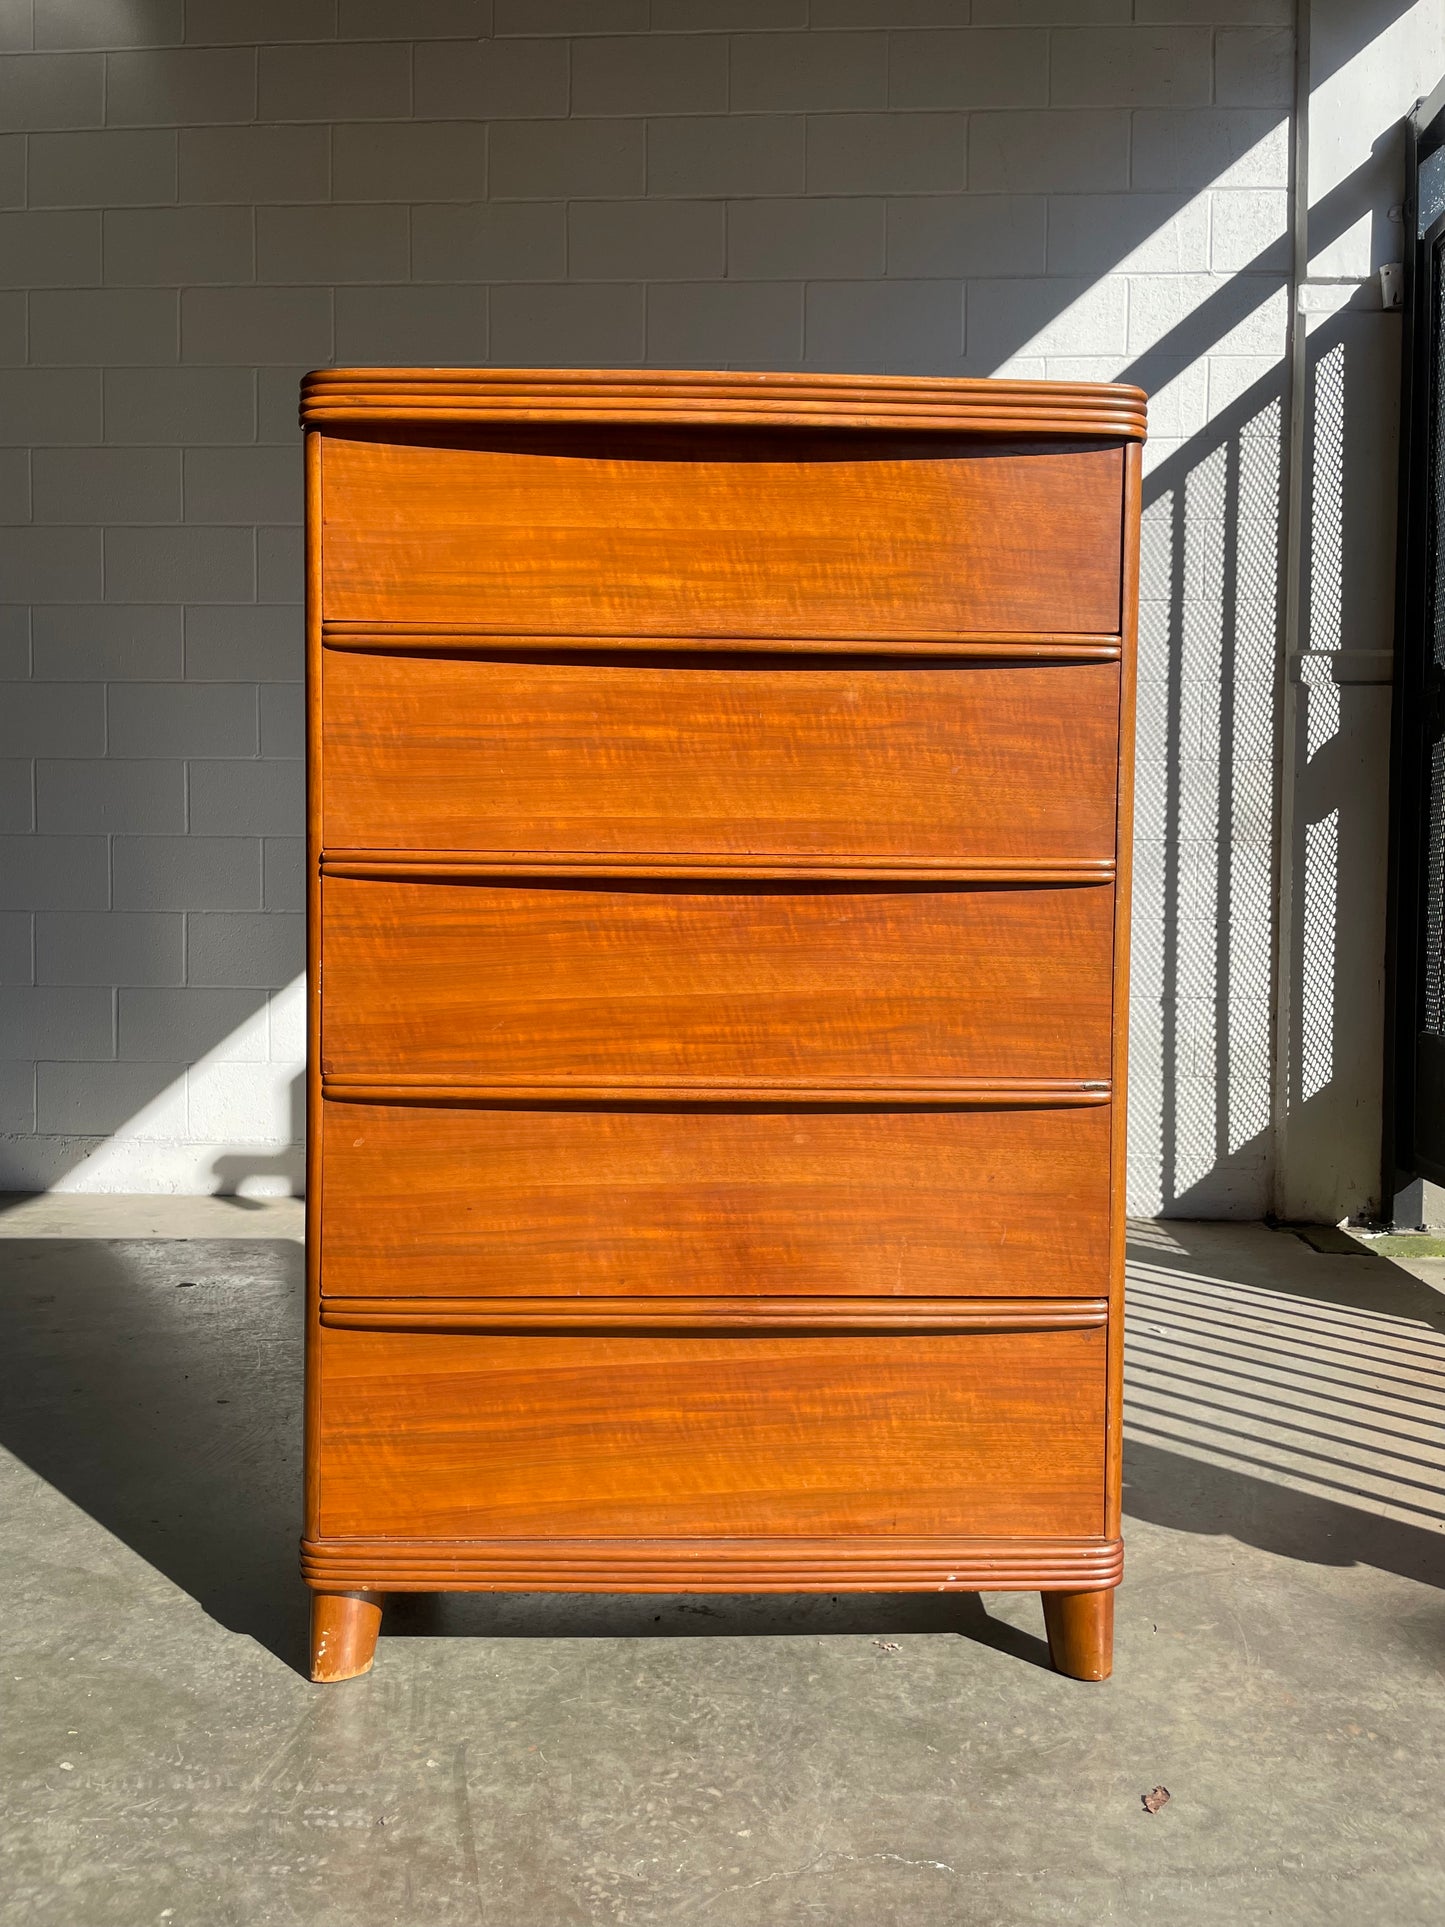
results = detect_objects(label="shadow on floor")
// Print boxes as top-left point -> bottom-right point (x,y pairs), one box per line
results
0,1237 -> 1058,1677
0,1236 -> 310,1671
0,1225 -> 1440,1682
1123,1223 -> 1445,1589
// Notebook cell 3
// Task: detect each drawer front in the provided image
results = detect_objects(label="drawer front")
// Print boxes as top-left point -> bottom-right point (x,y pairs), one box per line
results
322,651 -> 1121,863
320,430 -> 1124,638
316,1326 -> 1107,1540
319,1100 -> 1111,1300
320,878 -> 1114,1084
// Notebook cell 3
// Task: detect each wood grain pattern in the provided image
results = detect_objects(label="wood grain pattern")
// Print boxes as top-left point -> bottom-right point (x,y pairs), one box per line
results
1043,1589 -> 1115,1683
309,1591 -> 381,1682
322,1077 -> 1107,1105
318,1100 -> 1112,1300
320,878 -> 1115,1084
300,368 -> 1148,440
315,1327 -> 1107,1541
319,430 -> 1125,637
304,426 -> 324,1547
302,370 -> 1142,1674
323,623 -> 1124,661
321,651 -> 1121,863
301,1535 -> 1126,1594
1106,438 -> 1143,1545
318,1296 -> 1110,1332
323,856 -> 1115,884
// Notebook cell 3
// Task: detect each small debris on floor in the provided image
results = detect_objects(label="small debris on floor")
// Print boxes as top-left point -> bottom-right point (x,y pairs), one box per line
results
1141,1786 -> 1171,1814
873,1639 -> 901,1654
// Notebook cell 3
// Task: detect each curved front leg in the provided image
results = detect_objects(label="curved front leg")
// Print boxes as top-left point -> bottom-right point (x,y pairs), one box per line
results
310,1589 -> 383,1682
1042,1588 -> 1114,1681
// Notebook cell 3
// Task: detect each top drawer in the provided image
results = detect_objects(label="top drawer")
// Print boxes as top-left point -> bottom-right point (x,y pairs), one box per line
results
319,428 -> 1125,640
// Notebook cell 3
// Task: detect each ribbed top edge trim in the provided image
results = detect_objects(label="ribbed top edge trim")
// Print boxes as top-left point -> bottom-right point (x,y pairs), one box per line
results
300,368 -> 1147,439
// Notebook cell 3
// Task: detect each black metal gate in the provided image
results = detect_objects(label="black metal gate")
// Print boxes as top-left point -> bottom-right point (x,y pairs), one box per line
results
1385,77 -> 1445,1196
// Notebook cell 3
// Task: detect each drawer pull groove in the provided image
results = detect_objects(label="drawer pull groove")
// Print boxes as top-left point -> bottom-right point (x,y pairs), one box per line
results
320,1076 -> 1111,1108
322,620 -> 1124,661
319,1295 -> 1110,1334
321,852 -> 1116,885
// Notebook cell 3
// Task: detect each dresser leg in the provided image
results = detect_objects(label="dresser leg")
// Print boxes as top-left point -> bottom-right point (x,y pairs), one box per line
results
1041,1588 -> 1114,1681
310,1590 -> 383,1682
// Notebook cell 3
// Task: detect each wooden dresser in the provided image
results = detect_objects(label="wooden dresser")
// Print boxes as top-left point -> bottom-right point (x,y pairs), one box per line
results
299,369 -> 1144,1685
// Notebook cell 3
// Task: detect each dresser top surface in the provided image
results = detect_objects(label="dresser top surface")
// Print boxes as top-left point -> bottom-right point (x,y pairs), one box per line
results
300,368 -> 1147,440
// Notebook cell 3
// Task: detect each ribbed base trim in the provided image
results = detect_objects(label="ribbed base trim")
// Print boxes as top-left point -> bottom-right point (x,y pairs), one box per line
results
301,1535 -> 1124,1594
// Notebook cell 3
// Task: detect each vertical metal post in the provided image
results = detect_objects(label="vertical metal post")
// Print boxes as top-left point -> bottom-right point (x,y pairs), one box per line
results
1270,0 -> 1312,1217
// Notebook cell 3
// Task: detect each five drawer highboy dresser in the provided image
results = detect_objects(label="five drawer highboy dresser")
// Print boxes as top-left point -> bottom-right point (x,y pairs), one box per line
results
300,369 -> 1144,1685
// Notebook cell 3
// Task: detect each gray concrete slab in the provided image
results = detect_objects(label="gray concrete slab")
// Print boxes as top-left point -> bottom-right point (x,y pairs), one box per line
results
0,1191 -> 302,1239
1,1218 -> 1443,1925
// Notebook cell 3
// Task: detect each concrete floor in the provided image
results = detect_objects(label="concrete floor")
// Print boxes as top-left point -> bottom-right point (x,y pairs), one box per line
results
1,1207 -> 1443,1926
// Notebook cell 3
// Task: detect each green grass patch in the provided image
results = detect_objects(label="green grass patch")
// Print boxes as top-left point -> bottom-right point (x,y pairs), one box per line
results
1362,1233 -> 1445,1259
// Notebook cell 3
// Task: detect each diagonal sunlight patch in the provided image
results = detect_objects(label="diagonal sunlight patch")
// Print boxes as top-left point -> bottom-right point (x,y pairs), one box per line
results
41,978 -> 305,1198
1125,1250 -> 1445,1533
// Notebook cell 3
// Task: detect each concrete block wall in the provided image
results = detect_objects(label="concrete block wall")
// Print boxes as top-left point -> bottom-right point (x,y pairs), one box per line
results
0,0 -> 1333,1212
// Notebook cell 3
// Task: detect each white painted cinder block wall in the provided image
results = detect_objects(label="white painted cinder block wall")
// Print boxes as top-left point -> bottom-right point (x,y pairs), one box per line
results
0,0 -> 1424,1215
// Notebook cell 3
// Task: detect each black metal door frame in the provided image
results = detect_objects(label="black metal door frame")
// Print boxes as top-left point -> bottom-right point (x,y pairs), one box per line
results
1385,75 -> 1445,1199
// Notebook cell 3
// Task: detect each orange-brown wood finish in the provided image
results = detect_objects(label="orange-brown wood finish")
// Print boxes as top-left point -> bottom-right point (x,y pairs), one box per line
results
319,1296 -> 1110,1333
301,1536 -> 1126,1595
319,430 -> 1125,639
1042,1588 -> 1116,1683
320,878 -> 1116,1086
302,369 -> 1143,1685
319,1101 -> 1113,1301
322,650 -> 1122,863
315,1327 -> 1107,1541
309,1589 -> 382,1683
300,368 -> 1149,440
